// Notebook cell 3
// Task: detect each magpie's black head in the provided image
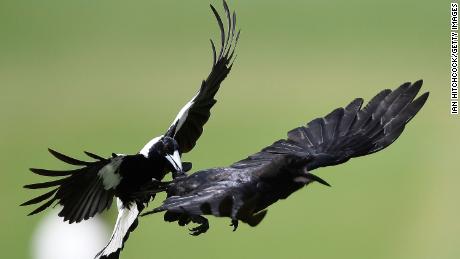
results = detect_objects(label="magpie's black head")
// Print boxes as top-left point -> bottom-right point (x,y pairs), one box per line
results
152,136 -> 182,173
153,136 -> 178,155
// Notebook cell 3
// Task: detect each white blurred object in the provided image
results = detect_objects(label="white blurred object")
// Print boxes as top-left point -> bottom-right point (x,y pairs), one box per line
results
31,210 -> 110,259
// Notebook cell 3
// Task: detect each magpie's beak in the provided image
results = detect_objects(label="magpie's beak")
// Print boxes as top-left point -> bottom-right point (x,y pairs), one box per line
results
165,150 -> 182,172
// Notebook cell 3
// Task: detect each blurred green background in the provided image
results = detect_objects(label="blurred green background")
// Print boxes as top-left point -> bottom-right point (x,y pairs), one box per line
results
1,0 -> 457,258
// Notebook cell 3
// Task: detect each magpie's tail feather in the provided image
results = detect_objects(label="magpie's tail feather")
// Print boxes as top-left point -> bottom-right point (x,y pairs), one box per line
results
95,200 -> 141,259
284,80 -> 429,170
21,149 -> 115,223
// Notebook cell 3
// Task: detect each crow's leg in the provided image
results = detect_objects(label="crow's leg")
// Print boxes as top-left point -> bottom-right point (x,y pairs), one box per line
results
188,215 -> 209,236
230,219 -> 239,231
177,214 -> 192,226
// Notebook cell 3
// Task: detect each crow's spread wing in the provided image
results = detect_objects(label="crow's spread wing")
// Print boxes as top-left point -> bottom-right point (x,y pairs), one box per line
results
164,1 -> 240,153
145,80 -> 429,226
21,149 -> 124,223
232,80 -> 429,171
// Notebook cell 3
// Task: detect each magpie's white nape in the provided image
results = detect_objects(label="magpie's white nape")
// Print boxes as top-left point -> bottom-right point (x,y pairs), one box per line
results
21,1 -> 240,259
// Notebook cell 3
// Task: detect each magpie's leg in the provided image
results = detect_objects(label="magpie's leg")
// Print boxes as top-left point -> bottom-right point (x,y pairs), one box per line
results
188,215 -> 209,236
230,219 -> 239,231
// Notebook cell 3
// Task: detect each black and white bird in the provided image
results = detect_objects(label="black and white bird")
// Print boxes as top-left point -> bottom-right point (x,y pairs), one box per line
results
142,80 -> 429,235
21,1 -> 239,258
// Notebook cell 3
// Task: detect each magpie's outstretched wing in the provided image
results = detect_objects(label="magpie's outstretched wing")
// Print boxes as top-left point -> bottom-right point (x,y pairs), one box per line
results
144,80 -> 429,227
21,149 -> 123,223
164,1 -> 240,153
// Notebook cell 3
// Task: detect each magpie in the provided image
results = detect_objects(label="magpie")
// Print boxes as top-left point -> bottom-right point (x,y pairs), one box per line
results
21,1 -> 240,258
142,80 -> 429,235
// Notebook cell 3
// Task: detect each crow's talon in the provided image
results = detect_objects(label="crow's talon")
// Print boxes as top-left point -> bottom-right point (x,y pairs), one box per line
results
230,219 -> 239,231
178,215 -> 192,226
188,216 -> 209,236
188,225 -> 208,236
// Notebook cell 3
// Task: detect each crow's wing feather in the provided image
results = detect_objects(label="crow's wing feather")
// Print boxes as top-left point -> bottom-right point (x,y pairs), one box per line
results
232,80 -> 429,171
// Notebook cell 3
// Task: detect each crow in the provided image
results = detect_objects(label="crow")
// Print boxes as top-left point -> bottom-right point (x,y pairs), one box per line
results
21,1 -> 240,258
142,80 -> 429,235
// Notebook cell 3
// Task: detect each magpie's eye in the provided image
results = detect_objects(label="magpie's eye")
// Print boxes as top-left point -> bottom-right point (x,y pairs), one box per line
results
155,142 -> 165,153
164,142 -> 174,154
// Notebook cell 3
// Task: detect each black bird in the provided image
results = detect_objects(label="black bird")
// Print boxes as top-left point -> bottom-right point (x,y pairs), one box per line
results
142,80 -> 429,235
21,1 -> 240,258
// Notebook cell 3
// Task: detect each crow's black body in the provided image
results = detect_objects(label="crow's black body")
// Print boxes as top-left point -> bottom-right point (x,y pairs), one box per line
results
21,1 -> 239,258
143,80 -> 429,234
